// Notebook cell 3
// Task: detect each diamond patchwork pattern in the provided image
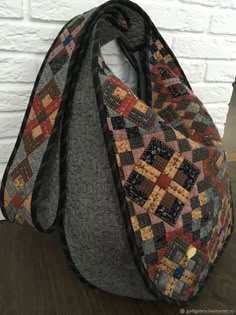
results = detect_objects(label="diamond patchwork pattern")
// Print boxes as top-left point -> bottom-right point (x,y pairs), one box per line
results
3,16 -> 86,225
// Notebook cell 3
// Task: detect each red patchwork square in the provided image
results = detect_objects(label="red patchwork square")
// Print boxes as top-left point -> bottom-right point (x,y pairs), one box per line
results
12,193 -> 23,209
156,173 -> 172,190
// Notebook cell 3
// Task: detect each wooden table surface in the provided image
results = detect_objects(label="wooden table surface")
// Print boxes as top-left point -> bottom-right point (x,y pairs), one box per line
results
0,163 -> 236,315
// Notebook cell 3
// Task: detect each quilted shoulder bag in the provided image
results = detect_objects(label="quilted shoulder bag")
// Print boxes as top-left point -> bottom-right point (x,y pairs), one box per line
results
0,0 -> 234,306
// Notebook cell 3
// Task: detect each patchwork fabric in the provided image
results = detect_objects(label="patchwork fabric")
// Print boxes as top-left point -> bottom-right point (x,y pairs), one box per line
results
124,138 -> 200,226
11,158 -> 33,190
100,50 -> 233,303
153,236 -> 208,301
23,79 -> 61,154
149,62 -> 222,148
0,0 -> 233,307
149,39 -> 183,79
103,76 -> 159,131
1,15 -> 86,225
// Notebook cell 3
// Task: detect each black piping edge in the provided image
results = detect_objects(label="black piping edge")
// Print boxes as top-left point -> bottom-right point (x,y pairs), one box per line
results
91,0 -> 235,306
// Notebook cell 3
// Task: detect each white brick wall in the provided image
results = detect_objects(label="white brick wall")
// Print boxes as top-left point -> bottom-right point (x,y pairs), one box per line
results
0,0 -> 236,219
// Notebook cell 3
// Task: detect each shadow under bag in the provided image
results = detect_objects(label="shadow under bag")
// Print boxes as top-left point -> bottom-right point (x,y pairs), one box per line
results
0,0 -> 234,306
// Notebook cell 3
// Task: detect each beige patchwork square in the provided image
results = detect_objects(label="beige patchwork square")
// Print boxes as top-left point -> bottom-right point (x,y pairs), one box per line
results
32,125 -> 42,139
175,130 -> 186,140
134,101 -> 148,113
131,216 -> 139,231
14,175 -> 25,190
155,39 -> 163,50
113,87 -> 127,100
116,139 -> 131,153
42,94 -> 53,107
163,54 -> 173,64
29,108 -> 36,121
188,138 -> 201,150
191,208 -> 202,220
180,269 -> 195,286
198,192 -> 208,206
153,51 -> 162,62
140,226 -> 153,240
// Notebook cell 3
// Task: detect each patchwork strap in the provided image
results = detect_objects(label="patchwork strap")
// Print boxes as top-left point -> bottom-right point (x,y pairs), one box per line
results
0,14 -> 87,228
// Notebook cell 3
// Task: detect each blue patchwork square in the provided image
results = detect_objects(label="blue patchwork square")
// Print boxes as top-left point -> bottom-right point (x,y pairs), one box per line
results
173,266 -> 185,279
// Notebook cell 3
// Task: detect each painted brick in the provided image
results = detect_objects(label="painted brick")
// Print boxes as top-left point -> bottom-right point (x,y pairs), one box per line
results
173,37 -> 236,59
180,0 -> 218,6
220,0 -> 236,9
0,23 -> 60,53
178,60 -> 205,83
210,11 -> 236,34
0,0 -> 22,18
138,4 -> 209,32
31,0 -> 209,32
205,103 -> 229,136
206,62 -> 236,82
191,83 -> 233,103
205,103 -> 229,123
0,113 -> 24,138
31,0 -> 97,21
0,56 -> 42,82
0,86 -> 32,111
0,139 -> 16,163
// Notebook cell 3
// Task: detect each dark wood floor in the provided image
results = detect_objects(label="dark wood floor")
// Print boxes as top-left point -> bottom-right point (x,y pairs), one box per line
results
0,163 -> 236,315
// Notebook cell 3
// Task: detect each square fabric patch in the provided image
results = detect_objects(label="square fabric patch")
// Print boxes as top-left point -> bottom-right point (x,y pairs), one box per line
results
127,201 -> 168,268
158,67 -> 189,98
153,236 -> 208,301
102,76 -> 158,131
124,138 -> 200,226
11,158 -> 33,190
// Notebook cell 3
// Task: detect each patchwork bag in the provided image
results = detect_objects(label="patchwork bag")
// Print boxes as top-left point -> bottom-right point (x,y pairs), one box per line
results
0,0 -> 234,306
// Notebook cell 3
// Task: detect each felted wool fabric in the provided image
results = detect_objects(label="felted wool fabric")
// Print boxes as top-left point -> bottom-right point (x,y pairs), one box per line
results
0,0 -> 234,306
